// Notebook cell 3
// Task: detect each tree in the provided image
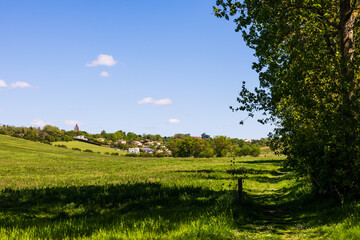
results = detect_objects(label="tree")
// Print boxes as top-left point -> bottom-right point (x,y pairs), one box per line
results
214,0 -> 360,198
211,136 -> 232,157
201,132 -> 210,139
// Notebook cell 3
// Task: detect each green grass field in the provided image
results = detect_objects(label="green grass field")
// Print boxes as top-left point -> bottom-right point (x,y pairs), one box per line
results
52,140 -> 127,155
1,134 -> 359,239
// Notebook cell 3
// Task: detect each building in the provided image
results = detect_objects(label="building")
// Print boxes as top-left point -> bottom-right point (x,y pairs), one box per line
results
142,148 -> 154,154
191,136 -> 201,139
116,139 -> 127,144
128,148 -> 140,154
74,124 -> 80,132
74,135 -> 88,141
130,141 -> 142,146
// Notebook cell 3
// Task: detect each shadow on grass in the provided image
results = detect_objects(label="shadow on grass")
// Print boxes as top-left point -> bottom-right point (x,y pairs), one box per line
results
232,180 -> 356,237
237,159 -> 286,165
227,167 -> 288,176
0,182 -> 232,239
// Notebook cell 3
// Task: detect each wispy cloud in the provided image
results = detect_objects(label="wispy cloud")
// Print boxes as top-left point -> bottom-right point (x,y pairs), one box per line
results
154,98 -> 173,105
169,118 -> 181,124
30,119 -> 51,127
138,97 -> 155,104
87,54 -> 117,67
0,80 -> 7,88
64,120 -> 83,126
100,71 -> 110,77
10,81 -> 31,88
138,97 -> 173,105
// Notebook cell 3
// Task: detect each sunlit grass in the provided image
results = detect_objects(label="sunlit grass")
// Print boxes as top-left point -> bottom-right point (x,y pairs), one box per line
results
52,140 -> 126,155
0,134 -> 359,239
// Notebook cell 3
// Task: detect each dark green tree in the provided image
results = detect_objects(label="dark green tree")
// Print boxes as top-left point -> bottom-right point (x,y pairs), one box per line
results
214,0 -> 360,198
211,136 -> 232,157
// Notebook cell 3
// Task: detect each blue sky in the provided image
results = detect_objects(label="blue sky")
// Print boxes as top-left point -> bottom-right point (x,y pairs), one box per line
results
0,0 -> 273,139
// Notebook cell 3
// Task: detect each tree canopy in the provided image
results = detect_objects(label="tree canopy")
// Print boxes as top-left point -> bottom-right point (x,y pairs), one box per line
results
214,0 -> 360,199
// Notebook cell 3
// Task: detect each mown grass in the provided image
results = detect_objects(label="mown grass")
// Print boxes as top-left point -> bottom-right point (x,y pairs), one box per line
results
0,134 -> 359,239
52,140 -> 126,155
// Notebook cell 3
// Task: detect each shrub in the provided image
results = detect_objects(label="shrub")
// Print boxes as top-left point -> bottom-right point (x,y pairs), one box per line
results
104,152 -> 110,155
56,145 -> 68,149
111,152 -> 119,156
198,148 -> 214,158
125,153 -> 138,157
72,147 -> 81,151
83,149 -> 93,153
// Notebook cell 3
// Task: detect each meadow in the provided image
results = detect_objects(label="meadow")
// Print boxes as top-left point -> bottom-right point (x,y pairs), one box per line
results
52,140 -> 127,155
0,134 -> 359,239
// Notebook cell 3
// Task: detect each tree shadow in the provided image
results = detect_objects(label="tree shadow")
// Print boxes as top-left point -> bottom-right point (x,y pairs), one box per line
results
232,179 -> 353,237
0,182 -> 232,239
227,168 -> 288,176
237,159 -> 285,165
172,169 -> 217,174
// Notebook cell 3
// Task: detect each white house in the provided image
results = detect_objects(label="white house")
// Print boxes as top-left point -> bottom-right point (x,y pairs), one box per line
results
128,148 -> 140,154
116,139 -> 127,144
130,141 -> 142,146
74,135 -> 88,141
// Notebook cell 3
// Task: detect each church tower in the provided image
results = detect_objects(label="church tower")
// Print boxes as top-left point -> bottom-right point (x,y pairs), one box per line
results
74,124 -> 79,132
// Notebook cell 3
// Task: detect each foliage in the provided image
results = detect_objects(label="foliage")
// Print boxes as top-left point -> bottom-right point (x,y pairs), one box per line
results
211,136 -> 232,157
214,0 -> 360,198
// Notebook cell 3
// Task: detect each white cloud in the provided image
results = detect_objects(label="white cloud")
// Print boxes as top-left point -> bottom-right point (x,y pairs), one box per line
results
100,71 -> 110,77
138,97 -> 173,105
64,120 -> 83,126
154,98 -> 173,105
30,119 -> 51,127
10,81 -> 31,88
0,80 -> 7,88
86,54 -> 117,67
169,118 -> 181,124
138,97 -> 155,104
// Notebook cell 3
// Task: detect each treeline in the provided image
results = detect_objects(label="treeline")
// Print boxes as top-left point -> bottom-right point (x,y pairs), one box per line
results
167,136 -> 260,158
0,125 -> 79,143
0,125 -> 167,145
0,125 -> 264,158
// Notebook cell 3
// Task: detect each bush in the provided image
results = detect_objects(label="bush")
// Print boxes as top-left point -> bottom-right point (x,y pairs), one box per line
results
56,145 -> 68,149
72,147 -> 81,151
83,149 -> 93,153
0,129 -> 9,135
125,153 -> 138,157
111,152 -> 119,156
104,152 -> 110,155
198,148 -> 214,158
141,153 -> 154,158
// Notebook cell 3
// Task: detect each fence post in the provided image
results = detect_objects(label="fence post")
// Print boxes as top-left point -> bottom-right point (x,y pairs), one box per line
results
238,178 -> 243,205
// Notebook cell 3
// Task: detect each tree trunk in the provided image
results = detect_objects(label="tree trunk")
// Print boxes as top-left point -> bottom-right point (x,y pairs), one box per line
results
340,0 -> 356,94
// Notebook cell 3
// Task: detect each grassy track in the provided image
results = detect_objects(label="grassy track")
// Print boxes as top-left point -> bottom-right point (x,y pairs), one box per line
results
52,140 -> 127,155
0,134 -> 359,239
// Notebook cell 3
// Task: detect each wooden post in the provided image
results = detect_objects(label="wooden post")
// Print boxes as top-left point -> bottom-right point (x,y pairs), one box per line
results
238,178 -> 243,205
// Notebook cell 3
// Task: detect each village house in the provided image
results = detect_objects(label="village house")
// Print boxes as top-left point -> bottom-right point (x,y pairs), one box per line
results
191,136 -> 201,139
142,148 -> 154,154
116,139 -> 126,144
130,141 -> 142,146
128,148 -> 140,154
73,135 -> 88,141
